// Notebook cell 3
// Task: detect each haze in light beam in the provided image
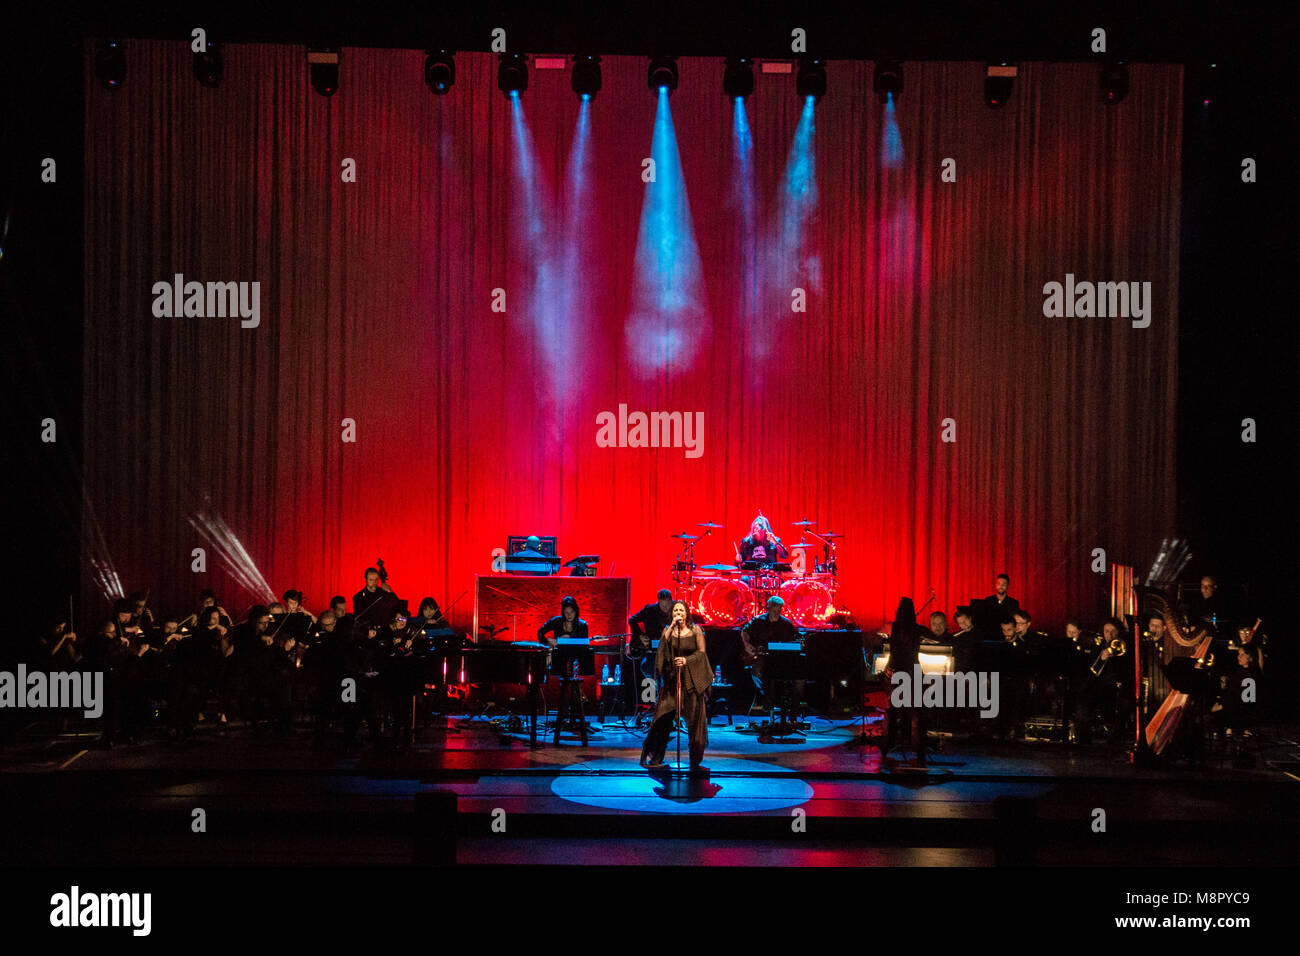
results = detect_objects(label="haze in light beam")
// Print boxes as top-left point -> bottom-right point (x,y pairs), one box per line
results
625,88 -> 709,377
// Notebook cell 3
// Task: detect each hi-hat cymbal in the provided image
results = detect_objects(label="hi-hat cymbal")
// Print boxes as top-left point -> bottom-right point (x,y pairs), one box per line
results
670,532 -> 700,541
697,521 -> 724,529
791,518 -> 817,527
822,530 -> 845,540
789,541 -> 816,549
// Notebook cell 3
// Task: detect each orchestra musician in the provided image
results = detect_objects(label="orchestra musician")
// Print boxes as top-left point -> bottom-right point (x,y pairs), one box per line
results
737,514 -> 789,564
952,607 -> 980,671
640,599 -> 712,773
988,573 -> 1020,619
127,590 -> 157,636
926,611 -> 953,643
995,616 -> 1029,739
353,568 -> 399,635
538,595 -> 589,647
406,597 -> 451,653
278,590 -> 316,642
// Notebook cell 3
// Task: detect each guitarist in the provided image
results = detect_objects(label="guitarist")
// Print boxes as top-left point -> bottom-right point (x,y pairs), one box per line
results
741,596 -> 799,713
627,589 -> 674,706
629,589 -> 674,660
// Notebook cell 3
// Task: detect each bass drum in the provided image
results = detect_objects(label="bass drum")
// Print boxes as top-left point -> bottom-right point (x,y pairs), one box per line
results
779,579 -> 834,628
694,578 -> 758,627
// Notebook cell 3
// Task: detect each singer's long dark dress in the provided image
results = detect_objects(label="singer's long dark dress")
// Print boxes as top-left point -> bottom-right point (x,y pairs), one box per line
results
641,623 -> 712,767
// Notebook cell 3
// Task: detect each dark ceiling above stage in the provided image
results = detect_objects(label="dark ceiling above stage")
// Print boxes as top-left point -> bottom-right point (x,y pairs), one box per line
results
56,0 -> 1287,62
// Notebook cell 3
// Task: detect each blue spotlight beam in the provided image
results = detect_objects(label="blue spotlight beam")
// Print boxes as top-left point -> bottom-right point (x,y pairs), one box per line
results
625,88 -> 708,377
881,92 -> 904,169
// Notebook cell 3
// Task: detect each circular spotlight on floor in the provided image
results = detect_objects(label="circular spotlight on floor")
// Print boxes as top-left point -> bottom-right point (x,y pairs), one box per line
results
874,59 -> 903,104
984,61 -> 1017,109
1100,61 -> 1129,105
95,39 -> 126,90
307,48 -> 339,97
796,57 -> 826,100
723,56 -> 754,99
572,54 -> 601,100
193,40 -> 223,88
424,50 -> 454,94
550,757 -> 814,814
648,55 -> 678,93
498,52 -> 528,96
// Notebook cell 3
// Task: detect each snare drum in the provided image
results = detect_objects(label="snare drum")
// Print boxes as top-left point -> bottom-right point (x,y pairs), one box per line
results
693,578 -> 758,627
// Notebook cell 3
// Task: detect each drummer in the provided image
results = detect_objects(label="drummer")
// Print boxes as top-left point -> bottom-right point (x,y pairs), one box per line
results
737,514 -> 790,565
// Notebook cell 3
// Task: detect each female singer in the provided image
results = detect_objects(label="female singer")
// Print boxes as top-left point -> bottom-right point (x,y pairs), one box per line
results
640,599 -> 712,773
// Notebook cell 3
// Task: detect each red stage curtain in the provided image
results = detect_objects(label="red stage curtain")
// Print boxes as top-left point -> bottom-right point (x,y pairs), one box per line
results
82,44 -> 1182,629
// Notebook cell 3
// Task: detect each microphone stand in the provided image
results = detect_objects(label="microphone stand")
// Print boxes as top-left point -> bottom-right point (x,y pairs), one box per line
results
675,626 -> 683,775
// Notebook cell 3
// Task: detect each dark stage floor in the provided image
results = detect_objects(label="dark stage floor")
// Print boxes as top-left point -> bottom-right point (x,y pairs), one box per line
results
3,713 -> 1297,866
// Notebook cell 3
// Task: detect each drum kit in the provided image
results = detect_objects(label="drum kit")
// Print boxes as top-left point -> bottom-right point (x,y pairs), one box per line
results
669,519 -> 845,628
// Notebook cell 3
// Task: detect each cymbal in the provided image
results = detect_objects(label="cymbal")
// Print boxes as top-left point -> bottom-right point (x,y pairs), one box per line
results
789,541 -> 816,549
699,563 -> 738,571
670,532 -> 699,541
791,518 -> 817,527
822,530 -> 844,540
697,521 -> 724,528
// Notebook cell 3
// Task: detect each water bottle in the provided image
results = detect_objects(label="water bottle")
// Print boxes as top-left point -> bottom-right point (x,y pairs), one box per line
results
602,663 -> 610,682
714,665 -> 722,682
615,664 -> 622,682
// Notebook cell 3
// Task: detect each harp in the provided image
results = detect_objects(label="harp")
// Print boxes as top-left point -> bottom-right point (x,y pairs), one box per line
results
1137,586 -> 1213,755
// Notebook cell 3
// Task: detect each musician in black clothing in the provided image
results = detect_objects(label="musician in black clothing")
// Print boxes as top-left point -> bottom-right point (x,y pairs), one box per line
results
741,596 -> 800,712
1074,617 -> 1130,744
1185,575 -> 1229,636
628,589 -> 673,703
882,597 -> 928,765
407,597 -> 450,651
353,568 -> 399,635
327,596 -> 354,640
738,514 -> 790,564
1212,643 -> 1263,731
127,590 -> 157,637
538,596 -> 589,646
995,617 -> 1030,739
926,612 -> 953,643
230,606 -> 274,724
183,589 -> 233,631
85,618 -> 132,746
630,589 -> 673,658
952,608 -> 980,671
987,573 -> 1020,619
278,590 -> 315,642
